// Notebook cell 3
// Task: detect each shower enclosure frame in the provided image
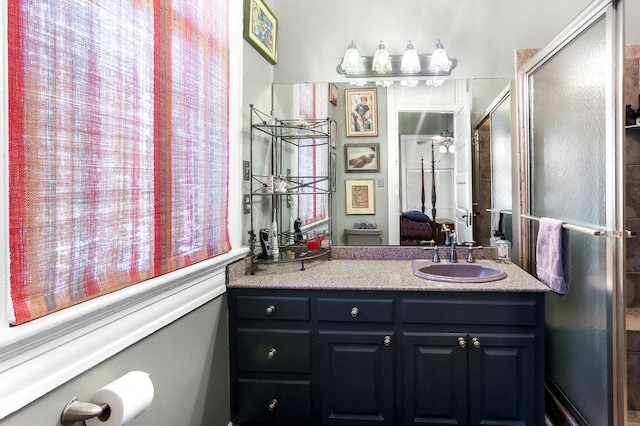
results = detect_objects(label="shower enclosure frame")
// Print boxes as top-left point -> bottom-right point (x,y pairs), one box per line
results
517,0 -> 626,424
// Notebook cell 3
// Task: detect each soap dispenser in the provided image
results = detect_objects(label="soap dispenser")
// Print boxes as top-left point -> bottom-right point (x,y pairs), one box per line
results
496,238 -> 511,263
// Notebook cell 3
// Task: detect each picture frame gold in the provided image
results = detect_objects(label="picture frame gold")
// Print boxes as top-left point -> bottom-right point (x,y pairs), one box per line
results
244,0 -> 278,65
345,143 -> 380,172
346,179 -> 375,215
345,88 -> 378,137
329,83 -> 338,106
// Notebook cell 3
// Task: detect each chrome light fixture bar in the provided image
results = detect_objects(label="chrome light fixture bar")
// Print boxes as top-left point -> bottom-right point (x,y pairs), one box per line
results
337,39 -> 458,78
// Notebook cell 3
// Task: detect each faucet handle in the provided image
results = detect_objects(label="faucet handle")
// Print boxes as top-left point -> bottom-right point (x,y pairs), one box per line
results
423,245 -> 440,262
465,245 -> 483,263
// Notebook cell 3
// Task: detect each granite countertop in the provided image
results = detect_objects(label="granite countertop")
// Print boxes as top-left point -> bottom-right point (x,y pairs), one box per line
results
227,256 -> 550,293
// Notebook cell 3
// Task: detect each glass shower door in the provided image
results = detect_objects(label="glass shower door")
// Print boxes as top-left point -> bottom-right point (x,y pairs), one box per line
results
521,0 -> 624,424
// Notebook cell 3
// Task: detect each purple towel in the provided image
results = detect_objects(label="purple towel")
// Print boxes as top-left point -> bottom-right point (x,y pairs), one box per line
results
536,217 -> 571,295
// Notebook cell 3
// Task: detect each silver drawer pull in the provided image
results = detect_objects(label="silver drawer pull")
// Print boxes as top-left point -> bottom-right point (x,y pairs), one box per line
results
472,337 -> 481,349
267,348 -> 277,359
351,307 -> 359,318
266,305 -> 276,315
268,399 -> 278,411
458,337 -> 466,348
383,335 -> 391,347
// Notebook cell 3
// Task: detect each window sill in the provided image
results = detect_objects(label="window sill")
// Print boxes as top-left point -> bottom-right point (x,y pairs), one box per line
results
0,247 -> 248,420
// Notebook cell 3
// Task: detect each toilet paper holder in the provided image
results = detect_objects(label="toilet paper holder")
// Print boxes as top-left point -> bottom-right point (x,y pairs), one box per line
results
60,397 -> 110,425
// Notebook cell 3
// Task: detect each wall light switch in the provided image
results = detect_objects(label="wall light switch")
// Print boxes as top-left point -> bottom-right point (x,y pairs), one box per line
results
243,194 -> 251,214
378,178 -> 385,187
243,161 -> 250,181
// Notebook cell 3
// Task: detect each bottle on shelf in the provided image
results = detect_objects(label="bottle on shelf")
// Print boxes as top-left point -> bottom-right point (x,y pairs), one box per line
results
271,209 -> 279,257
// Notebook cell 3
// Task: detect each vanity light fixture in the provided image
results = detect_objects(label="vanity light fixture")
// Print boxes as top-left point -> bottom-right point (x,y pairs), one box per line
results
372,40 -> 392,73
400,79 -> 419,88
340,40 -> 363,74
337,38 -> 457,80
428,39 -> 452,73
375,80 -> 394,87
426,79 -> 445,87
400,41 -> 421,73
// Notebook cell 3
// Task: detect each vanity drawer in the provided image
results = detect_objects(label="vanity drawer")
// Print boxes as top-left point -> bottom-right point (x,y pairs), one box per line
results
236,295 -> 310,321
400,298 -> 539,326
236,378 -> 312,424
317,298 -> 394,323
237,329 -> 311,373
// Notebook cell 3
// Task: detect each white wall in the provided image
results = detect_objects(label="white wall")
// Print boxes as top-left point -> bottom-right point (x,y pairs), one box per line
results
271,0 -> 599,83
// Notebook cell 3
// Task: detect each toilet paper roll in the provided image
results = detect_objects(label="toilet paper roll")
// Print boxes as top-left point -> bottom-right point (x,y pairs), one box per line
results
86,371 -> 154,426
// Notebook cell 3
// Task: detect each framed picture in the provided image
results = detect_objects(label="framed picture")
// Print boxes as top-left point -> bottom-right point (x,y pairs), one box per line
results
329,83 -> 338,106
330,152 -> 337,192
345,88 -> 378,137
346,179 -> 375,215
330,120 -> 337,149
344,143 -> 380,172
244,0 -> 278,65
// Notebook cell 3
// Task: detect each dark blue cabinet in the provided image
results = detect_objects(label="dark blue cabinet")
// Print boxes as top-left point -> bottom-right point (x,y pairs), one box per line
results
319,331 -> 395,425
402,332 -> 468,425
228,289 -> 545,426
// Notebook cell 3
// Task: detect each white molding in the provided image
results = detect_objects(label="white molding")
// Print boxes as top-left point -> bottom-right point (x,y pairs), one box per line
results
0,247 -> 248,420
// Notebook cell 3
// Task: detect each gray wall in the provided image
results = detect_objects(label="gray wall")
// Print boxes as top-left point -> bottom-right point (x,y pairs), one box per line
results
332,84 -> 389,245
0,297 -> 229,426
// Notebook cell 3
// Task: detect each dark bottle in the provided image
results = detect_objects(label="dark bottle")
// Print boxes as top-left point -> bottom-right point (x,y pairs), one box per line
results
627,105 -> 637,126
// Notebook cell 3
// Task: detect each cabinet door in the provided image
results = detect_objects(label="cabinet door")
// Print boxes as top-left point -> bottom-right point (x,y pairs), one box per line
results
319,331 -> 395,425
467,333 -> 537,426
402,332 -> 468,425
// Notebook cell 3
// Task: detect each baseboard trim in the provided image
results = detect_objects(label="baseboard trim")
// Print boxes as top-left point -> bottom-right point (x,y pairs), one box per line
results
545,376 -> 588,426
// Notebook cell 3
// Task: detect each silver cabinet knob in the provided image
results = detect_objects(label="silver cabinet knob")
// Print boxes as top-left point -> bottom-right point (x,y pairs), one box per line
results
268,399 -> 278,411
384,335 -> 391,347
267,348 -> 277,359
266,305 -> 276,315
472,337 -> 481,349
458,336 -> 467,348
351,307 -> 359,318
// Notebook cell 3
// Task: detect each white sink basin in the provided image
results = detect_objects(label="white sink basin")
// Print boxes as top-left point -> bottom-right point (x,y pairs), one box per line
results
411,259 -> 507,283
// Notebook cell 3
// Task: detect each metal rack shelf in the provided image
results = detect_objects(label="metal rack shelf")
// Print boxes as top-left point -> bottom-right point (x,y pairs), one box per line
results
248,105 -> 335,274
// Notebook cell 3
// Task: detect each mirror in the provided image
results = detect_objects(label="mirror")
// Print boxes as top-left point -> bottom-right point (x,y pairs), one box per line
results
271,79 -> 511,246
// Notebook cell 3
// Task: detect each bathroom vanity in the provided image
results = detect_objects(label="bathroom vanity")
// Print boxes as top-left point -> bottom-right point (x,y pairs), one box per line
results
227,258 -> 549,426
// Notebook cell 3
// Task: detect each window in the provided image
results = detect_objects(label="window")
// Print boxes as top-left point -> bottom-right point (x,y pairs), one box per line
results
0,0 -> 242,418
297,83 -> 328,225
8,0 -> 230,325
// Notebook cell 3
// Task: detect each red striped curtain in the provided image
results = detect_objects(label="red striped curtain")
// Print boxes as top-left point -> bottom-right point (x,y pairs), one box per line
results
8,0 -> 230,325
298,83 -> 328,225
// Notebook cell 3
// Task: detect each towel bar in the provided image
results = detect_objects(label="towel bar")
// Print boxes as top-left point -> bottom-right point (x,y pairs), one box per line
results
521,214 -> 637,238
485,209 -> 513,215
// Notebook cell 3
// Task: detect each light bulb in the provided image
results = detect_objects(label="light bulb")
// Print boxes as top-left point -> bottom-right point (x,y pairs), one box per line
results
400,41 -> 421,73
372,40 -> 392,73
400,79 -> 419,88
429,39 -> 451,73
375,80 -> 394,87
341,40 -> 362,74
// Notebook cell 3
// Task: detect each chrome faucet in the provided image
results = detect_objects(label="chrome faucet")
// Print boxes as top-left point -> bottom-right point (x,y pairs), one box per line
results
462,242 -> 483,262
449,241 -> 458,263
423,245 -> 440,263
449,231 -> 458,263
